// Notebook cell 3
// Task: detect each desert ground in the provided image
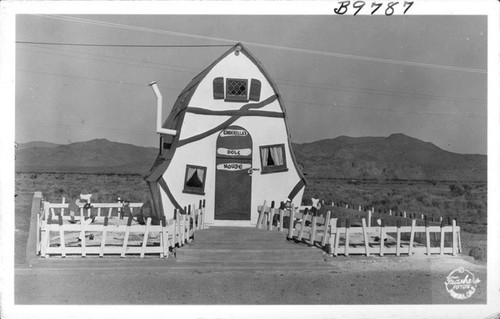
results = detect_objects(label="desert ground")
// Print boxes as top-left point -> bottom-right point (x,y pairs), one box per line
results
13,172 -> 488,306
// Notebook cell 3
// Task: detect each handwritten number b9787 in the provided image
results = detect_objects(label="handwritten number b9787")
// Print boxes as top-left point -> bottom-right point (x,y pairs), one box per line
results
334,1 -> 414,15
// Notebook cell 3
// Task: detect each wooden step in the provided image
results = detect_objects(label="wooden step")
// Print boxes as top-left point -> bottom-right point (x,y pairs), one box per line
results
192,227 -> 287,242
176,227 -> 325,264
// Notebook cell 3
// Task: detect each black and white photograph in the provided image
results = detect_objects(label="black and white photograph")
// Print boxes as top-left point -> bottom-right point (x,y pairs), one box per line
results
1,1 -> 499,318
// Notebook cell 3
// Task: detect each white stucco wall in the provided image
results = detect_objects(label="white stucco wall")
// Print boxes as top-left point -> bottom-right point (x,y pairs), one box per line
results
160,48 -> 304,226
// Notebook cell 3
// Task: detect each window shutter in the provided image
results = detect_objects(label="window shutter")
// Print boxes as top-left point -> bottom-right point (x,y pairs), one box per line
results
249,79 -> 261,101
213,77 -> 224,99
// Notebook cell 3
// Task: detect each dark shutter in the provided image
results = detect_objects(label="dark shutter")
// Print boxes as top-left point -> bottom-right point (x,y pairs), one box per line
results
213,77 -> 224,99
249,79 -> 261,101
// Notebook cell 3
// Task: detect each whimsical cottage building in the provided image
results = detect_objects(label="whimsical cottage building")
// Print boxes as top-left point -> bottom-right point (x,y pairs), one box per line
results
145,43 -> 306,227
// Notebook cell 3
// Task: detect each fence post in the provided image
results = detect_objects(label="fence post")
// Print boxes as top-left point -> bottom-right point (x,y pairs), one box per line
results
395,219 -> 401,256
309,214 -> 318,246
121,215 -> 133,258
257,201 -> 267,229
361,218 -> 370,257
379,220 -> 385,256
40,201 -> 50,258
58,214 -> 66,258
452,219 -> 457,256
201,200 -> 206,229
161,216 -> 169,257
297,208 -> 308,241
61,197 -> 66,215
409,219 -> 416,255
344,219 -> 350,256
100,216 -> 108,257
181,208 -> 187,245
333,218 -> 341,256
269,201 -> 275,231
140,217 -> 152,258
173,209 -> 178,246
80,209 -> 87,257
279,202 -> 284,232
287,206 -> 296,240
27,192 -> 43,262
440,219 -> 445,255
321,211 -> 331,247
456,218 -> 462,254
425,219 -> 431,256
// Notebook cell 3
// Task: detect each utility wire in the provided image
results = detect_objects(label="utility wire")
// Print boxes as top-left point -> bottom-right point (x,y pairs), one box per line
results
276,78 -> 485,105
16,68 -> 184,92
19,46 -> 485,107
39,14 -> 487,74
17,47 -> 199,75
16,41 -> 233,48
284,99 -> 485,118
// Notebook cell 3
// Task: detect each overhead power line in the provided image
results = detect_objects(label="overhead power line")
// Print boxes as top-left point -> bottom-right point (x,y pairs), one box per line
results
16,41 -> 232,48
17,46 -> 200,75
39,14 -> 487,74
276,78 -> 486,105
284,99 -> 485,118
16,68 -> 184,92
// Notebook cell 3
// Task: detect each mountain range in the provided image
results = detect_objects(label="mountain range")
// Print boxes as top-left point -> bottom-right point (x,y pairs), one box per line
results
15,134 -> 486,181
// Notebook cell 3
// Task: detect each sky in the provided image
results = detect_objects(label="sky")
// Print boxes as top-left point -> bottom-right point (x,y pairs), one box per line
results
15,14 -> 487,154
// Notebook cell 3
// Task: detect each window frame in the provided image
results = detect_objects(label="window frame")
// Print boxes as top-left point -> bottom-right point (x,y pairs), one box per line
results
259,143 -> 288,174
182,165 -> 207,195
249,79 -> 261,102
225,78 -> 249,102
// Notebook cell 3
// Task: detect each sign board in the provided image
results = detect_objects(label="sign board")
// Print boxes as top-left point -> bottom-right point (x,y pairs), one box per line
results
217,147 -> 252,157
220,129 -> 248,137
216,163 -> 252,171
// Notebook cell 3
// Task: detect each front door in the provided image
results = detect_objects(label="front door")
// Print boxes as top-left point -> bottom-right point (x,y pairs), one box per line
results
215,126 -> 252,220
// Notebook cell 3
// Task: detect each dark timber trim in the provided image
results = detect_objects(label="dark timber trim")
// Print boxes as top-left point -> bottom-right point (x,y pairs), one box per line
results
287,179 -> 306,201
186,107 -> 284,118
177,94 -> 278,147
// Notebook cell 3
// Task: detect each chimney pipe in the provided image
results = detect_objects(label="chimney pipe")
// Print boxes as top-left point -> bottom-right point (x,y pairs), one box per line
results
149,81 -> 177,136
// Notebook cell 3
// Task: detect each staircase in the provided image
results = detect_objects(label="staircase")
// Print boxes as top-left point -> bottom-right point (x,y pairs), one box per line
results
175,227 -> 327,269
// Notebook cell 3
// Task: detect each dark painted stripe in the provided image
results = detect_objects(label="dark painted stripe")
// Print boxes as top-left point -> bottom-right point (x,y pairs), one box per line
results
147,181 -> 164,218
178,94 -> 278,147
158,177 -> 184,213
186,107 -> 284,118
287,179 -> 306,201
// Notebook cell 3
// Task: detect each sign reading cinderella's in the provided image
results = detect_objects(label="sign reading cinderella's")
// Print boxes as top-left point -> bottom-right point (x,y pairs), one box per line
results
445,267 -> 481,300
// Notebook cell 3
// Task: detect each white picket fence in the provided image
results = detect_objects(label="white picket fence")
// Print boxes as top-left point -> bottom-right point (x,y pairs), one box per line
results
257,201 -> 462,257
35,196 -> 206,258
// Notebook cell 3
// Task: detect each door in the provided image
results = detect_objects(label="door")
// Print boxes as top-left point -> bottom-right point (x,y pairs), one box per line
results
215,126 -> 253,220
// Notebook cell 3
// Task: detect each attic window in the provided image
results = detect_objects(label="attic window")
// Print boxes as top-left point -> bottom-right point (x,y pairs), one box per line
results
226,78 -> 248,102
183,165 -> 207,195
259,144 -> 288,174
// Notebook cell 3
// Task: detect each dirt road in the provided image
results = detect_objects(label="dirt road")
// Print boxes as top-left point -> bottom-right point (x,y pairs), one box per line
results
15,254 -> 486,305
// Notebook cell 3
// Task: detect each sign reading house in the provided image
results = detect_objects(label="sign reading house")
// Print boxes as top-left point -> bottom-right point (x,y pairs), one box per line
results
216,163 -> 252,171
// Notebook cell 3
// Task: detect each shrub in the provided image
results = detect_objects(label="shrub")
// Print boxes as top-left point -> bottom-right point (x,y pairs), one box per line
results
468,246 -> 487,261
